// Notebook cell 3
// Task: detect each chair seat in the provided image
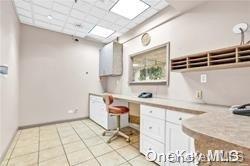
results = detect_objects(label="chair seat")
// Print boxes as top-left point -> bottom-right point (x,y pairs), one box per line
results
108,106 -> 129,114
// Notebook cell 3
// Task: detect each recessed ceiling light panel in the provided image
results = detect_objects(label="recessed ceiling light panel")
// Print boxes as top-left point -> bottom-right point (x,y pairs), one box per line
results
110,0 -> 150,20
89,26 -> 114,38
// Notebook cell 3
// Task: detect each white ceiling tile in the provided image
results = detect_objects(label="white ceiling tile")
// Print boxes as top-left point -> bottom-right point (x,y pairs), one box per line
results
19,15 -> 33,24
54,0 -> 74,7
125,22 -> 137,29
83,15 -> 99,24
52,19 -> 65,26
67,17 -> 82,25
75,31 -> 87,38
49,24 -> 62,32
90,6 -> 106,19
35,20 -> 50,28
153,0 -> 169,10
14,0 -> 31,11
33,0 -> 53,9
51,11 -> 68,21
73,1 -> 92,13
98,20 -> 113,29
103,12 -> 119,23
115,17 -> 130,27
118,28 -> 129,34
110,24 -> 122,31
34,14 -> 50,23
141,8 -> 158,18
133,15 -> 147,24
16,7 -> 32,18
143,0 -> 160,6
94,0 -> 115,10
14,0 -> 168,42
63,28 -> 76,35
65,23 -> 77,30
70,9 -> 85,19
82,22 -> 95,32
53,3 -> 71,15
33,5 -> 51,16
81,0 -> 98,5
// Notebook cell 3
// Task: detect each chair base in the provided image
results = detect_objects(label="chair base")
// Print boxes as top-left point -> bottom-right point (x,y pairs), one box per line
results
102,129 -> 130,143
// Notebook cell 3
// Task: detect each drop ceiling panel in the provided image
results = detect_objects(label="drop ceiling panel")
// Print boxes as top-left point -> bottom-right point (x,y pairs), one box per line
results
13,0 -> 169,43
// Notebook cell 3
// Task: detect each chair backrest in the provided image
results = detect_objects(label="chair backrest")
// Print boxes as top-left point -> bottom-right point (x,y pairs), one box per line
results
103,95 -> 114,105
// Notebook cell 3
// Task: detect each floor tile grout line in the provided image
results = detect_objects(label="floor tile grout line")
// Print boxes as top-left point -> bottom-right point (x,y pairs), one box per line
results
37,126 -> 41,165
4,119 -> 140,166
81,120 -> 138,162
6,130 -> 22,166
70,122 -> 102,166
82,119 -> 143,165
56,125 -> 71,166
80,120 -> 132,164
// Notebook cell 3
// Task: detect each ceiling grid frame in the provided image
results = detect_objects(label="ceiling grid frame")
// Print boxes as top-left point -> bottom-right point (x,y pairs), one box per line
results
13,0 -> 169,43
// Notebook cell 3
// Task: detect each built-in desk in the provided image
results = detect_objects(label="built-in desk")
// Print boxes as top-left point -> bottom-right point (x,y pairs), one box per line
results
89,92 -> 249,165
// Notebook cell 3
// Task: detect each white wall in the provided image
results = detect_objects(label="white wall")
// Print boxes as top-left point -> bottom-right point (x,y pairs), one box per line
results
107,1 -> 250,106
0,0 -> 20,159
19,25 -> 105,126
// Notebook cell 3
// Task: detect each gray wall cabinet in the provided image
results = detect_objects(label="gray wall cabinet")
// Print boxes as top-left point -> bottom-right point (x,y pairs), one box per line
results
99,42 -> 123,76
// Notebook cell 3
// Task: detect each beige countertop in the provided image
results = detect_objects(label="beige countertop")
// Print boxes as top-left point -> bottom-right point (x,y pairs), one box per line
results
90,92 -> 250,149
90,92 -> 228,114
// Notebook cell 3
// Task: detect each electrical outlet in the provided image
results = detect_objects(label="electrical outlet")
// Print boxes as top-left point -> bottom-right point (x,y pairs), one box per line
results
195,90 -> 203,100
200,74 -> 207,83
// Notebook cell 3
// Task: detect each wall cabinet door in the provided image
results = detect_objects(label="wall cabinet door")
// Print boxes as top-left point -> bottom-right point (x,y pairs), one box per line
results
99,42 -> 122,76
99,43 -> 113,76
165,122 -> 194,166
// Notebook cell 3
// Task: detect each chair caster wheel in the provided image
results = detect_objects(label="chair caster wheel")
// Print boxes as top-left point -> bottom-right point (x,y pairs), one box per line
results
126,138 -> 130,142
102,132 -> 106,136
107,139 -> 111,144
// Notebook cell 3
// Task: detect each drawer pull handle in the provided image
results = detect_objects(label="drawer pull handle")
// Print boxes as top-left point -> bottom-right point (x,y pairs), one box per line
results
149,148 -> 152,150
179,117 -> 182,120
148,126 -> 152,129
149,110 -> 153,113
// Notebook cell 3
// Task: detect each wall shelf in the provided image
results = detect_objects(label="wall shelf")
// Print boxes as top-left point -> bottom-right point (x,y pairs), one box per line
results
171,44 -> 250,72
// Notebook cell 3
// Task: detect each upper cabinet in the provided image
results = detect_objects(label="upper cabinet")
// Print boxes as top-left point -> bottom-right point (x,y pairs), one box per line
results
99,42 -> 123,77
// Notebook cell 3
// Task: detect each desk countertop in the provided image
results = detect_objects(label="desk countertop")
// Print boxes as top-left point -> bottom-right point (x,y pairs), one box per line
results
89,92 -> 250,150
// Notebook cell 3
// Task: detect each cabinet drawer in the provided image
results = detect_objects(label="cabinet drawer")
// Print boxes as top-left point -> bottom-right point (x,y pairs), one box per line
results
166,110 -> 195,125
141,105 -> 166,120
140,115 -> 165,143
140,134 -> 165,165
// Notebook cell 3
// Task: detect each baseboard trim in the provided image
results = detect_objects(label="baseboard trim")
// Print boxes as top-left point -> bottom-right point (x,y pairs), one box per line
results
0,128 -> 18,163
18,117 -> 88,130
129,123 -> 140,131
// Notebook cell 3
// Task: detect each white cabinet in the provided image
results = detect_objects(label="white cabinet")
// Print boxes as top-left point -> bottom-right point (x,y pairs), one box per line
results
89,95 -> 128,129
99,42 -> 123,76
140,115 -> 165,142
140,104 -> 195,166
165,110 -> 195,166
140,134 -> 165,166
140,105 -> 166,166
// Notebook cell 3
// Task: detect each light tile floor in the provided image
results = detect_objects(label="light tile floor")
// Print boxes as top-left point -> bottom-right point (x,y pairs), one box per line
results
1,119 -> 157,166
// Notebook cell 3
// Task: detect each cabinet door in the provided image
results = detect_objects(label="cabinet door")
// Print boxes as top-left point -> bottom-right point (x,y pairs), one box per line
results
99,43 -> 113,76
140,115 -> 165,143
140,134 -> 165,166
165,122 -> 193,166
89,96 -> 108,129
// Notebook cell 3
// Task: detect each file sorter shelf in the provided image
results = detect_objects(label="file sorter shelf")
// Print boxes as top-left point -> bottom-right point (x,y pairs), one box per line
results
171,44 -> 250,72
